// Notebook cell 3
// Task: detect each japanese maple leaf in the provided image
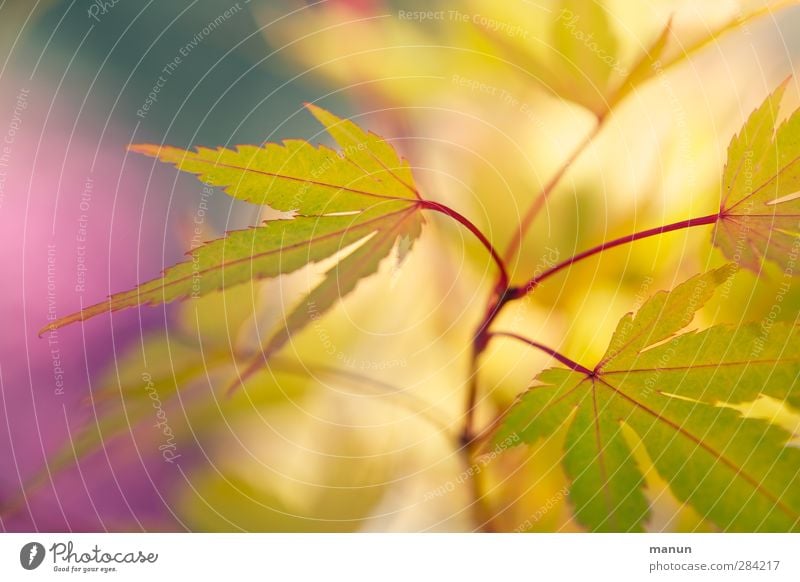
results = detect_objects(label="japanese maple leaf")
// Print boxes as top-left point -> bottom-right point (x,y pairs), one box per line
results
497,265 -> 800,532
41,105 -> 425,353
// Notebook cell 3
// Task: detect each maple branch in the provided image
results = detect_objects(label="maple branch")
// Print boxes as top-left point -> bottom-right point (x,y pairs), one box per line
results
459,416 -> 499,531
446,1 -> 787,493
502,118 -> 605,264
460,212 -> 721,446
489,331 -> 593,376
508,212 -> 721,299
461,348 -> 482,447
460,284 -> 516,445
420,200 -> 509,290
460,349 -> 500,532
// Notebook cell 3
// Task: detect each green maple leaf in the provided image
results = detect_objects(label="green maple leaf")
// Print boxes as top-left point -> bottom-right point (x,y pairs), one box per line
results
496,265 -> 800,532
715,78 -> 800,273
40,105 -> 425,336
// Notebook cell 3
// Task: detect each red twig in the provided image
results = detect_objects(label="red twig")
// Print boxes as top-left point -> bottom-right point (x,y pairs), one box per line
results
420,200 -> 509,291
508,212 -> 720,299
489,331 -> 593,376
